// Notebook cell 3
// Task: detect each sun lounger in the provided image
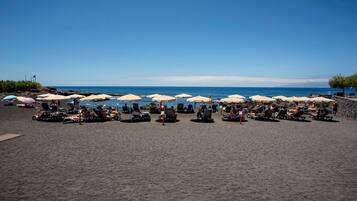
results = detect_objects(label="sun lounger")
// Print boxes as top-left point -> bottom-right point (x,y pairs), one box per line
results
212,104 -> 218,113
122,105 -> 130,114
133,103 -> 140,112
310,108 -> 333,121
149,103 -> 160,114
195,109 -> 214,122
163,108 -> 178,122
176,103 -> 185,113
222,112 -> 245,122
186,104 -> 194,113
286,108 -> 306,121
32,111 -> 67,122
131,111 -> 151,122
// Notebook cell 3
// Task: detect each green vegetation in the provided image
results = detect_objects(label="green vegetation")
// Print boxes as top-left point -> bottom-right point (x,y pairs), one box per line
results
329,74 -> 357,94
0,80 -> 42,92
346,74 -> 357,89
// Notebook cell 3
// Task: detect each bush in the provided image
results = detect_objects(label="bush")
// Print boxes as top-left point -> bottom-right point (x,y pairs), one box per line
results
0,80 -> 42,92
346,74 -> 357,89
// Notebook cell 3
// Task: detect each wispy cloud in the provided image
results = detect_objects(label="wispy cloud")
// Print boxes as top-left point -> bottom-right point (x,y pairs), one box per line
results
145,75 -> 328,87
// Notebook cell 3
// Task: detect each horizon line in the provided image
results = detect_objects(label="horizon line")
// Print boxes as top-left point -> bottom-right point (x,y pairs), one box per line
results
50,85 -> 331,88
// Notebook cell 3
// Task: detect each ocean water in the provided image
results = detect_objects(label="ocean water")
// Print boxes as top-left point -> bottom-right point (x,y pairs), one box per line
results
55,86 -> 339,98
54,86 -> 342,107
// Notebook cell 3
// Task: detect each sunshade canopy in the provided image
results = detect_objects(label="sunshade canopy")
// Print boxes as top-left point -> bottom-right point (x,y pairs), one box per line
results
283,96 -> 311,102
2,95 -> 17,100
249,95 -> 276,103
220,97 -> 245,104
187,96 -> 212,103
117,94 -> 142,102
16,96 -> 35,104
152,95 -> 176,102
228,94 -> 245,99
80,94 -> 111,101
272,95 -> 288,100
37,93 -> 53,98
67,94 -> 85,99
146,93 -> 161,98
42,94 -> 70,101
175,93 -> 193,98
310,97 -> 335,103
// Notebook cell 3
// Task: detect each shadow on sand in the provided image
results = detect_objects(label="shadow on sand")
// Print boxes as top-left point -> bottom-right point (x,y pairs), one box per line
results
155,119 -> 180,123
190,119 -> 215,123
120,119 -> 151,123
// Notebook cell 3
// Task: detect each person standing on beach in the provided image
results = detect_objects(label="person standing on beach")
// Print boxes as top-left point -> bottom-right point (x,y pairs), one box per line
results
159,103 -> 165,125
332,102 -> 338,115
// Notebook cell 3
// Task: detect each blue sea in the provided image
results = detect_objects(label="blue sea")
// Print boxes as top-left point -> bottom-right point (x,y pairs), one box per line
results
55,86 -> 340,97
54,86 -> 343,107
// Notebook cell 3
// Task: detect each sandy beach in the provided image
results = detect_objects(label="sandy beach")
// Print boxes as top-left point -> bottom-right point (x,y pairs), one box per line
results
0,105 -> 356,200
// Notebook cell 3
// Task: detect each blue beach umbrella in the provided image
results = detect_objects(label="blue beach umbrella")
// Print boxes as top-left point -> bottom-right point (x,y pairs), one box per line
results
2,95 -> 17,101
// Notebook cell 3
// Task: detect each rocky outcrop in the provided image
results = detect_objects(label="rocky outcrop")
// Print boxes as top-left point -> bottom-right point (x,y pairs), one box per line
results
333,96 -> 357,119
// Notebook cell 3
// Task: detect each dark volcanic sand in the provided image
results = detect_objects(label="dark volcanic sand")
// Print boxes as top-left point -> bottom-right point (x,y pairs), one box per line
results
0,105 -> 356,201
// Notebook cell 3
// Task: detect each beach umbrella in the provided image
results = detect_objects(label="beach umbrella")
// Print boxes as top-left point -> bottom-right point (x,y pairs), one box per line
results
37,93 -> 53,98
2,95 -> 17,101
298,97 -> 311,102
42,94 -> 70,101
220,97 -> 245,104
16,96 -> 35,104
310,97 -> 334,103
67,94 -> 85,99
284,96 -> 300,102
152,95 -> 176,102
146,93 -> 161,98
187,96 -> 212,103
284,96 -> 311,103
117,94 -> 141,102
228,94 -> 245,99
96,94 -> 112,99
272,95 -> 288,101
175,93 -> 193,98
80,94 -> 111,101
249,95 -> 276,103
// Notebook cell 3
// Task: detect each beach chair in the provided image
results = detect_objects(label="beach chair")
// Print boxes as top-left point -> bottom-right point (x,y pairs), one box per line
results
133,103 -> 140,112
310,108 -> 333,121
224,105 -> 232,113
92,106 -> 110,121
176,103 -> 185,113
275,107 -> 288,119
222,110 -> 245,122
131,111 -> 151,122
41,102 -> 51,111
286,108 -> 306,121
164,108 -> 178,122
122,105 -> 130,114
186,104 -> 194,113
149,103 -> 160,114
63,115 -> 81,124
32,111 -> 67,122
196,109 -> 214,122
212,104 -> 218,113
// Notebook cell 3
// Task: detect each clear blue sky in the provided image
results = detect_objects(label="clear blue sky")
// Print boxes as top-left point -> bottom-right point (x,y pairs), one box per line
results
0,0 -> 356,87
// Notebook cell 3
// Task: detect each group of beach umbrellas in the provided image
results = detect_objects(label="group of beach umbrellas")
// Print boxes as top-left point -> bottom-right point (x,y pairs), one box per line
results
2,92 -> 335,106
271,95 -> 334,103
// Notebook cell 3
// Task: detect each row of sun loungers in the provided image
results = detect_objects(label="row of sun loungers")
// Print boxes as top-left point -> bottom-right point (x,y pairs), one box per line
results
29,102 -> 336,124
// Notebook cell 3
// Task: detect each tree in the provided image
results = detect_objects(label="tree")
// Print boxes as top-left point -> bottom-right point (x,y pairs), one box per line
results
329,75 -> 348,95
0,80 -> 42,92
346,74 -> 357,91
